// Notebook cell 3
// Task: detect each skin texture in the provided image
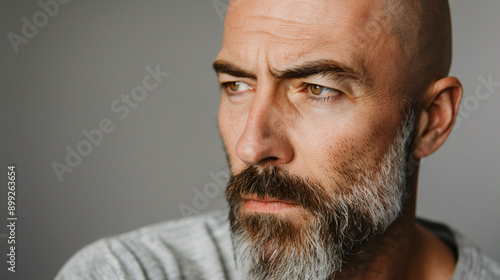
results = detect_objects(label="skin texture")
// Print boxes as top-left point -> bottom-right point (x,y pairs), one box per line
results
225,112 -> 416,279
214,0 -> 462,279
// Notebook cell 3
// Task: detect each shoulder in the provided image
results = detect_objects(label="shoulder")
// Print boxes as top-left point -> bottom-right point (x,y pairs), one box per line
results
481,255 -> 500,280
55,210 -> 237,280
418,217 -> 500,280
451,230 -> 500,280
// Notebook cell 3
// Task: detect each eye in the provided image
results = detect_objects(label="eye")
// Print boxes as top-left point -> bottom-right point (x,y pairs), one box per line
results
223,81 -> 253,93
308,84 -> 338,96
304,83 -> 343,104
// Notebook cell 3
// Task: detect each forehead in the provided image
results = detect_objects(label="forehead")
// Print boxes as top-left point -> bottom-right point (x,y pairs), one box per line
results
219,0 -> 393,72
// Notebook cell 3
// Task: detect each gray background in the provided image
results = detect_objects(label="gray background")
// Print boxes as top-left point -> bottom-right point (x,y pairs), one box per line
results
0,0 -> 498,279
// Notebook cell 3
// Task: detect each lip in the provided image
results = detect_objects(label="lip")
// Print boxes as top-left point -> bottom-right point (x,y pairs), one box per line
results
241,195 -> 298,213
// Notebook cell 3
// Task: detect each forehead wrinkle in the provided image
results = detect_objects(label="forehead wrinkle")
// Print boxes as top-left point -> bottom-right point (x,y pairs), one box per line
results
227,15 -> 322,41
218,37 -> 372,89
226,0 -> 345,42
222,0 -> 400,92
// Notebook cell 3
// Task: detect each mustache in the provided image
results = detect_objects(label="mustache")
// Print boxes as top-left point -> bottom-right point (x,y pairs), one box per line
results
226,164 -> 374,248
225,165 -> 332,214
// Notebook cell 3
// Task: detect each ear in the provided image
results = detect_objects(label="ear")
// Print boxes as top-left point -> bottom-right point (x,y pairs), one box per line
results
414,77 -> 462,159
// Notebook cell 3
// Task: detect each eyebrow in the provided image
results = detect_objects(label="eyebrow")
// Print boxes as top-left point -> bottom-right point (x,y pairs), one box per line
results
212,59 -> 372,88
212,61 -> 257,80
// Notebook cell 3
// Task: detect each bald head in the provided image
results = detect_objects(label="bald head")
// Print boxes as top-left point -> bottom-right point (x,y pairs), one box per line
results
224,0 -> 452,99
386,0 -> 452,94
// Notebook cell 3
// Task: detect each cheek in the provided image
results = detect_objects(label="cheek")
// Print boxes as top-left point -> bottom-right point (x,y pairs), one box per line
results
218,101 -> 247,167
294,112 -> 391,187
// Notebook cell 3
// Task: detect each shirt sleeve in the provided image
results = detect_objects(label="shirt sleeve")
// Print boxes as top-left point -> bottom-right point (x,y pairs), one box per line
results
54,239 -> 125,280
54,211 -> 236,280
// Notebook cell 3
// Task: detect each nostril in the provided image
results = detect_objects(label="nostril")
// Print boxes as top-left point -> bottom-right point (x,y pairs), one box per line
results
257,157 -> 279,166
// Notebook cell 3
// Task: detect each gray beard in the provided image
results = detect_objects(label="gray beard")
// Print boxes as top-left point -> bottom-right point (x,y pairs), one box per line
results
226,109 -> 416,280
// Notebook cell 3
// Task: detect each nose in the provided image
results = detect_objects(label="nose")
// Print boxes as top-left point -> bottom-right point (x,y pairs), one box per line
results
235,90 -> 294,167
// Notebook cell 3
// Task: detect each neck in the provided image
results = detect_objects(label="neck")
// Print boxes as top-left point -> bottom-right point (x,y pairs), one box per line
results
331,194 -> 416,280
330,169 -> 456,280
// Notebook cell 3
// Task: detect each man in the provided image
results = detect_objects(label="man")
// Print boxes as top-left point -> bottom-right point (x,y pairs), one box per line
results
56,0 -> 500,279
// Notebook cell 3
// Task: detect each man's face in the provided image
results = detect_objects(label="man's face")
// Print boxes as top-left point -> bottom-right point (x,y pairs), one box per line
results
216,0 -> 409,181
215,0 -> 416,278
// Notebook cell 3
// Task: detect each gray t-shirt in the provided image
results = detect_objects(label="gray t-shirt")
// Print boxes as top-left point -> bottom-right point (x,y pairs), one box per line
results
55,211 -> 500,279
